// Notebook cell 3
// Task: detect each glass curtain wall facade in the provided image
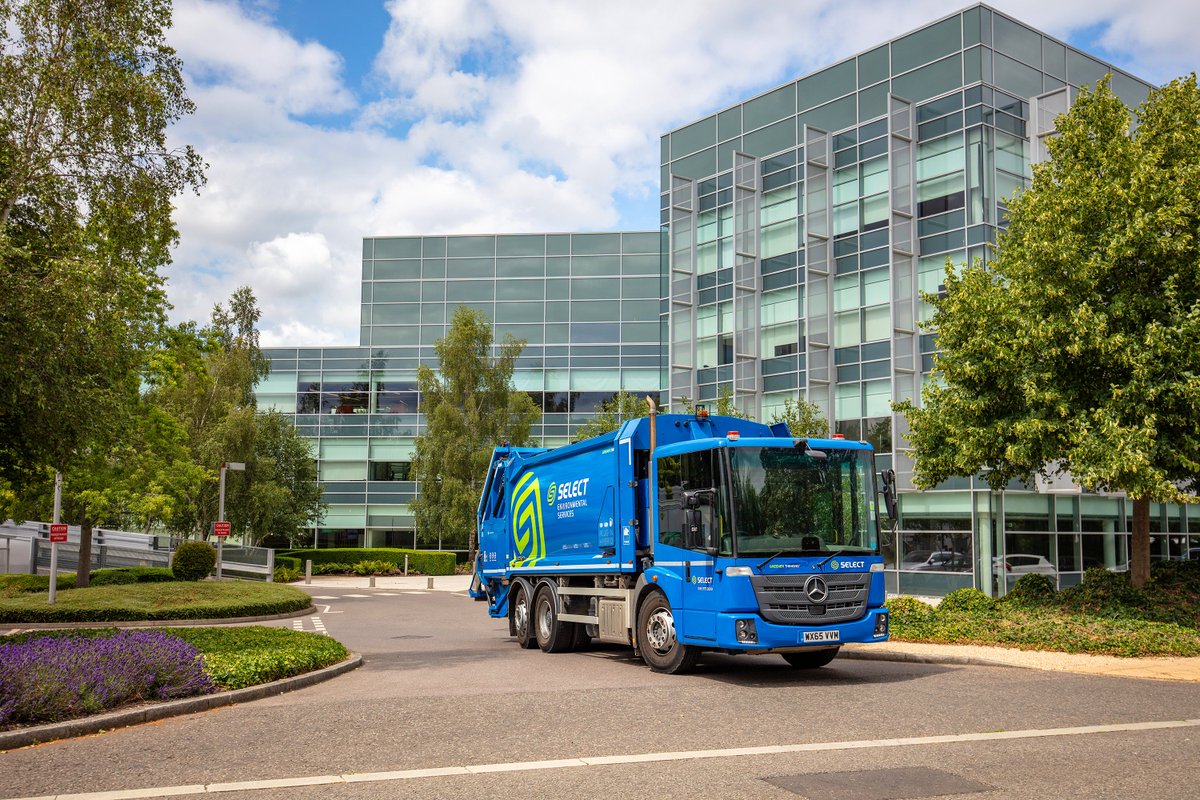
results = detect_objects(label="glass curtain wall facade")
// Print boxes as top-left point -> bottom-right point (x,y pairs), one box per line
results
659,3 -> 1182,596
260,231 -> 661,549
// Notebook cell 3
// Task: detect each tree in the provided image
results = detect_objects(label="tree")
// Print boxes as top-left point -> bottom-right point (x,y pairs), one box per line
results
678,387 -> 751,419
0,0 -> 204,489
411,307 -> 540,555
571,392 -> 651,442
240,411 -> 325,547
768,397 -> 829,439
896,76 -> 1200,588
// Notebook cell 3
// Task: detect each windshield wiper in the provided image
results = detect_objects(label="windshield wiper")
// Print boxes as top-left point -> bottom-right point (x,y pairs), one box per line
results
815,550 -> 855,570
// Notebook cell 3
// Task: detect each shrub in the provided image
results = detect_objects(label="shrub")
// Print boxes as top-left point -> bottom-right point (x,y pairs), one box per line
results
273,567 -> 301,583
313,562 -> 351,575
939,588 -> 997,615
0,630 -> 214,727
172,541 -> 217,581
90,567 -> 176,586
280,548 -> 455,575
0,582 -> 312,624
170,627 -> 349,690
351,560 -> 396,576
1059,566 -> 1148,617
273,556 -> 301,573
1004,573 -> 1056,605
886,596 -> 937,638
0,574 -> 76,596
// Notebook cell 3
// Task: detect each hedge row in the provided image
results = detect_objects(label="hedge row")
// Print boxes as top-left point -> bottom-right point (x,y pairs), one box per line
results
0,583 -> 312,624
0,568 -> 176,596
279,548 -> 455,575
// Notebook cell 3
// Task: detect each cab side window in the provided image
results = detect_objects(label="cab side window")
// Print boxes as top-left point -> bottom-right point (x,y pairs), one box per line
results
657,451 -> 729,553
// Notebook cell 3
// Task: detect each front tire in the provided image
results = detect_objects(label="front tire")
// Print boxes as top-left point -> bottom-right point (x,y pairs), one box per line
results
781,647 -> 840,669
637,593 -> 699,674
534,586 -> 574,653
511,584 -> 537,649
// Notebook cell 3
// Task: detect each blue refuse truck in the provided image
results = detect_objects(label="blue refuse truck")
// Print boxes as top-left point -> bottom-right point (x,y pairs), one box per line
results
470,403 -> 896,673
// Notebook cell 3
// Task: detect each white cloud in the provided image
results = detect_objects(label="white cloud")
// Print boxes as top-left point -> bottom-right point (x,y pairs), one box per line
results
163,0 -> 1199,348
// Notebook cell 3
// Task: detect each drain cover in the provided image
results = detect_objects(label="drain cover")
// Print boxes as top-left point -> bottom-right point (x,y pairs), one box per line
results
764,766 -> 992,799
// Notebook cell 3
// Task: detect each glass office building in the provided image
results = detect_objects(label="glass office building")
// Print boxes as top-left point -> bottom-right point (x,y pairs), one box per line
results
260,231 -> 661,549
259,4 -> 1197,593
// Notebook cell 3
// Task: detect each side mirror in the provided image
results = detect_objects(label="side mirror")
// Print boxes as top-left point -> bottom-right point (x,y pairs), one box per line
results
880,469 -> 898,520
685,508 -> 703,550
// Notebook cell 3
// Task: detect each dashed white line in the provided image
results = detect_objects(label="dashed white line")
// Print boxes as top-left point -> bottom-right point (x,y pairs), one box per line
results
310,595 -> 337,600
342,594 -> 371,598
15,718 -> 1200,799
402,591 -> 427,595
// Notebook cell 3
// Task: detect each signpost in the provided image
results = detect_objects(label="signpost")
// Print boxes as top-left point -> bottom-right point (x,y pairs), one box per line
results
48,472 -> 63,604
216,462 -> 245,580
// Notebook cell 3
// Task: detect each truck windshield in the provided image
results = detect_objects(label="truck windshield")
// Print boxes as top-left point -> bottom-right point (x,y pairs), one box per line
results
728,447 -> 879,556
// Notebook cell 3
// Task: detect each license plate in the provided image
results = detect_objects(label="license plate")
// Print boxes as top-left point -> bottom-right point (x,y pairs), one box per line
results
803,630 -> 840,643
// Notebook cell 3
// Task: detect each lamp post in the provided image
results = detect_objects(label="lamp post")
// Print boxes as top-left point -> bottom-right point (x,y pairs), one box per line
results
217,461 -> 245,579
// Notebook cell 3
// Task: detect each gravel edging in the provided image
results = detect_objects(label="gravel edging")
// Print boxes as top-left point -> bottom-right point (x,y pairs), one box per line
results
0,652 -> 363,751
1,605 -> 316,630
839,646 -> 1013,669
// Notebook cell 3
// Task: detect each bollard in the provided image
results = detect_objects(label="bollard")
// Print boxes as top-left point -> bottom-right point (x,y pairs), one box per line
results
426,576 -> 434,590
305,559 -> 312,585
369,574 -> 376,589
404,554 -> 409,576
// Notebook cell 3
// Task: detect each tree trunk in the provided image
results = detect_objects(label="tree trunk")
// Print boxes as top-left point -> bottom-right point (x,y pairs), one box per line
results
1130,496 -> 1150,589
76,518 -> 93,588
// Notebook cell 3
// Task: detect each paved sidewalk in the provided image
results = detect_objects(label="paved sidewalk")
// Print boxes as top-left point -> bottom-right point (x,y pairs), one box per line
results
294,574 -> 1200,683
296,573 -> 473,591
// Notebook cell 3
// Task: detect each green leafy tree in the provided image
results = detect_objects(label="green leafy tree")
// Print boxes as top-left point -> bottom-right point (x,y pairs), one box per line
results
896,76 -> 1200,588
0,0 -> 204,489
768,397 -> 829,438
241,411 -> 325,547
571,392 -> 652,442
411,307 -> 540,555
678,387 -> 751,419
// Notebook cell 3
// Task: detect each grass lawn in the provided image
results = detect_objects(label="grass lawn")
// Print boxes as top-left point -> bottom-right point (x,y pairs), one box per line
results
0,580 -> 312,623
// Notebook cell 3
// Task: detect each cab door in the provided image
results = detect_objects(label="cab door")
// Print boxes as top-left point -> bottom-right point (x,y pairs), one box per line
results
656,450 -> 726,643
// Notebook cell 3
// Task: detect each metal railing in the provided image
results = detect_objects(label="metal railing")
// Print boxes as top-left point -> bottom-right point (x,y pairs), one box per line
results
1,520 -> 276,581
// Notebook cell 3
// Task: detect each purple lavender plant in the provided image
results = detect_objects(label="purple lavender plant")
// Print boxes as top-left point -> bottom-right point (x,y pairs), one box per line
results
0,631 -> 215,727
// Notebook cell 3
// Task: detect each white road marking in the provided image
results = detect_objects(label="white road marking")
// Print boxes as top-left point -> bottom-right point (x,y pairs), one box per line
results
342,594 -> 371,598
402,591 -> 427,595
290,620 -> 303,631
15,718 -> 1200,799
310,617 -> 326,636
374,593 -> 398,596
310,596 -> 337,600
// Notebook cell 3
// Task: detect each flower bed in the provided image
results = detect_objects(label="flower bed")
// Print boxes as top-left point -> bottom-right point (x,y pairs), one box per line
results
0,631 -> 214,727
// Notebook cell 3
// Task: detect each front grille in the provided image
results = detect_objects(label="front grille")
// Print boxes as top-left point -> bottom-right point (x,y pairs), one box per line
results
750,573 -> 869,625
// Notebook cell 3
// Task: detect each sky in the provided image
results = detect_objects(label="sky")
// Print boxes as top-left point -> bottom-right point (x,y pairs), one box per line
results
164,0 -> 1200,347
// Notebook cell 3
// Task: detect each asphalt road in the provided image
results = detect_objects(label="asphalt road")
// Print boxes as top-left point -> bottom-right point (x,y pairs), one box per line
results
2,585 -> 1199,799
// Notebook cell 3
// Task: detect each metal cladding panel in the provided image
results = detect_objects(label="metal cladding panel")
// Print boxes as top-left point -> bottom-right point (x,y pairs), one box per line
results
500,434 -> 637,571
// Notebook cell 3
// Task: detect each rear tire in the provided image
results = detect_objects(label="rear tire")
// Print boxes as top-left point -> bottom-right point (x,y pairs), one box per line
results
637,592 -> 699,674
534,586 -> 574,653
511,584 -> 537,649
781,647 -> 840,669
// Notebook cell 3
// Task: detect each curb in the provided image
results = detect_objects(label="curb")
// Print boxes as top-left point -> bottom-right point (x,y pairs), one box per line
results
839,647 -> 1013,669
0,652 -> 363,752
1,606 -> 316,631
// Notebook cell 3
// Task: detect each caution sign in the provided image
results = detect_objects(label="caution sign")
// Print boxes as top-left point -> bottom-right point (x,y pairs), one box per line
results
49,523 -> 68,543
213,521 -> 232,537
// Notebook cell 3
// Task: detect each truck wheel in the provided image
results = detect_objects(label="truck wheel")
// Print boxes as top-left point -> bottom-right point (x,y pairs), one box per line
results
637,593 -> 698,674
781,647 -> 840,669
512,584 -> 537,649
534,586 -> 574,653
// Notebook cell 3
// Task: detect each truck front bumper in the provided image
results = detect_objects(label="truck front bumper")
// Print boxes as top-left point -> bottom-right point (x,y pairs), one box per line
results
709,607 -> 889,652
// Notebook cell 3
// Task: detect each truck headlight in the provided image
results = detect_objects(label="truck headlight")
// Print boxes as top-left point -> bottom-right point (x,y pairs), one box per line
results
735,618 -> 758,643
725,566 -> 752,576
874,611 -> 889,637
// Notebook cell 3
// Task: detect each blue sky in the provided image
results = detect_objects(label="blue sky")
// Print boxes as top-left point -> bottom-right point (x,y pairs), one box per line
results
163,0 -> 1199,346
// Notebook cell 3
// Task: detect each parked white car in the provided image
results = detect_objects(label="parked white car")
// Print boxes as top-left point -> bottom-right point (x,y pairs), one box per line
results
993,554 -> 1056,576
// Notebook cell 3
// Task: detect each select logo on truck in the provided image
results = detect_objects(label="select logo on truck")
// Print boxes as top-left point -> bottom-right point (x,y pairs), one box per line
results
548,477 -> 590,520
511,472 -> 546,565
